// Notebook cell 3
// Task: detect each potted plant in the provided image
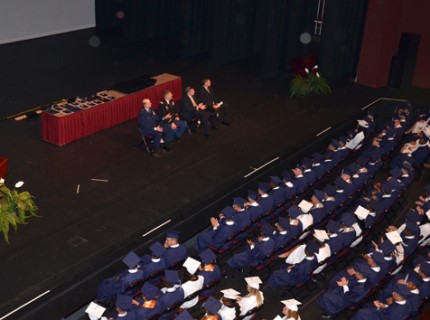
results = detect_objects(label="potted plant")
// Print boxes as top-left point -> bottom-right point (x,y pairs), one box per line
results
0,179 -> 38,243
290,65 -> 331,98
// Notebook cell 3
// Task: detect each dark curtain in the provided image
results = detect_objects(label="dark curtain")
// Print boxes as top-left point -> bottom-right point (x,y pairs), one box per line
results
95,0 -> 368,82
319,0 -> 368,82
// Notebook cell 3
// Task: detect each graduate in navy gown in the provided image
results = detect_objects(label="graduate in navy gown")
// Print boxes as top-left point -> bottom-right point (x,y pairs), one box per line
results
257,183 -> 275,216
134,282 -> 165,319
268,176 -> 286,207
377,276 -> 421,314
226,225 -> 275,271
140,241 -> 166,284
302,158 -> 317,185
318,264 -> 371,316
272,217 -> 291,251
163,230 -> 188,267
197,249 -> 223,297
96,251 -> 144,302
285,206 -> 303,239
291,167 -> 309,194
110,295 -> 137,320
309,190 -> 326,224
159,270 -> 185,319
245,190 -> 264,222
232,197 -> 252,232
268,241 -> 318,289
194,206 -> 239,252
281,170 -> 296,201
312,152 -> 327,177
351,290 -> 412,320
201,296 -> 223,320
400,221 -> 420,257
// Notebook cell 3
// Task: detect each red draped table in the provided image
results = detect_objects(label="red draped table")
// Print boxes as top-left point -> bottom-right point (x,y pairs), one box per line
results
0,157 -> 8,178
42,73 -> 182,146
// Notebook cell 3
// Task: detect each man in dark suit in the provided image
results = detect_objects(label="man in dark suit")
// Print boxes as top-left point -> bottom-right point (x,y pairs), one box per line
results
199,78 -> 230,129
180,86 -> 211,137
158,90 -> 187,141
137,98 -> 174,156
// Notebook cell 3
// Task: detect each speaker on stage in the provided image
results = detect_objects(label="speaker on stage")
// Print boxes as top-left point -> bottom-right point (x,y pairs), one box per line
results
388,32 -> 421,88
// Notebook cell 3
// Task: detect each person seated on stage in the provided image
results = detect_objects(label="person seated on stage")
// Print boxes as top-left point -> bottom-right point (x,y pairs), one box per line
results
139,241 -> 166,284
197,249 -> 223,297
245,190 -> 264,222
218,288 -> 241,320
238,277 -> 265,320
159,270 -> 185,319
133,282 -> 165,319
163,230 -> 188,268
199,78 -> 230,128
137,98 -> 174,155
109,295 -> 136,320
268,241 -> 319,290
181,86 -> 211,137
96,251 -> 144,302
158,89 -> 187,141
179,257 -> 205,309
274,299 -> 302,320
200,296 -> 223,320
226,224 -> 275,274
318,264 -> 371,318
194,206 -> 240,253
351,289 -> 412,320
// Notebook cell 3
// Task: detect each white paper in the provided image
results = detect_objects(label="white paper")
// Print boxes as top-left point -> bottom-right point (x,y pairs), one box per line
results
346,131 -> 365,150
386,230 -> 403,244
286,244 -> 306,264
298,200 -> 313,213
314,229 -> 329,241
357,119 -> 369,128
85,302 -> 106,318
354,205 -> 370,220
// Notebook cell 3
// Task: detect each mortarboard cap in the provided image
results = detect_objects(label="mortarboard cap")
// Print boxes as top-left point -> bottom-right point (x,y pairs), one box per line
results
221,206 -> 235,219
405,221 -> 420,235
334,177 -> 346,189
406,209 -> 423,223
245,276 -> 262,289
390,167 -> 402,179
199,248 -> 217,264
115,295 -> 133,311
233,197 -> 246,207
383,181 -> 394,194
314,190 -> 325,202
353,262 -> 369,275
367,110 -> 376,116
165,270 -> 180,286
166,229 -> 180,239
141,282 -> 159,300
302,158 -> 313,168
380,240 -> 395,256
424,184 -> 430,196
258,182 -> 270,193
278,217 -> 290,230
183,257 -> 201,275
287,205 -> 301,218
85,302 -> 106,319
420,263 -> 430,277
281,299 -> 302,311
247,189 -> 259,201
324,185 -> 336,196
261,223 -> 275,237
348,163 -> 360,174
204,296 -> 222,314
356,156 -> 368,167
312,152 -> 323,162
343,167 -> 353,176
175,310 -> 194,320
327,220 -> 340,233
330,140 -> 339,148
394,283 -> 411,298
306,241 -> 319,255
270,176 -> 282,186
313,229 -> 329,242
149,242 -> 165,258
122,251 -> 140,269
281,170 -> 293,180
369,150 -> 381,162
221,288 -> 241,300
402,161 -> 412,170
341,212 -> 356,227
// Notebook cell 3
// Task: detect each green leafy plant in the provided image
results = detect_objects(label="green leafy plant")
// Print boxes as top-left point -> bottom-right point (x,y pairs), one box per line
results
290,66 -> 331,98
0,179 -> 38,243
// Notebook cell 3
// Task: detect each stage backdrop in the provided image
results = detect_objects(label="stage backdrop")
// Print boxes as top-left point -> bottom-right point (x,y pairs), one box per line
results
0,0 -> 95,44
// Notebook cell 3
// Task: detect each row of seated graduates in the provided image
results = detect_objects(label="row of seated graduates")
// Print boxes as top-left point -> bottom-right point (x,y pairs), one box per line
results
92,104 -> 414,318
317,183 -> 430,320
193,105 -> 411,271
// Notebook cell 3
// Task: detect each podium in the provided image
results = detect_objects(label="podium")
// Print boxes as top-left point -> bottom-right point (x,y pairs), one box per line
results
0,157 -> 8,178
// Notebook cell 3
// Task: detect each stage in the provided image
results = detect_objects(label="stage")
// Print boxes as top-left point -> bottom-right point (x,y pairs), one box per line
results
1,29 -> 430,320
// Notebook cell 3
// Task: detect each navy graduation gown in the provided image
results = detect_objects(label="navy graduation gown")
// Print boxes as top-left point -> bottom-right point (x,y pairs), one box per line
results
194,220 -> 240,252
227,238 -> 275,269
235,209 -> 252,231
269,187 -> 285,206
273,232 -> 290,251
352,300 -> 412,320
248,204 -> 264,221
198,263 -> 223,296
164,244 -> 188,267
135,299 -> 165,319
96,269 -> 144,302
159,288 -> 185,319
258,195 -> 274,215
268,256 -> 318,289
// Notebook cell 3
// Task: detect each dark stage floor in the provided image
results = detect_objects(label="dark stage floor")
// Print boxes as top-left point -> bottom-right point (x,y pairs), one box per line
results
1,29 -> 430,319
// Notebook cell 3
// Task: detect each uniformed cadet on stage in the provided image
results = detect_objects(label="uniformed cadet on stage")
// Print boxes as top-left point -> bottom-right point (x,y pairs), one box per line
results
158,89 -> 187,140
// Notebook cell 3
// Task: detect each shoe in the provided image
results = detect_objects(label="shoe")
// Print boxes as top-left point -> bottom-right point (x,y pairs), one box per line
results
321,314 -> 332,319
221,121 -> 230,126
212,125 -> 219,130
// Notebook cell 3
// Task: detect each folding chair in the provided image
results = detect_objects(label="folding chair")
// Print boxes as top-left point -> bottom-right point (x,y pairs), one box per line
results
137,127 -> 154,154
